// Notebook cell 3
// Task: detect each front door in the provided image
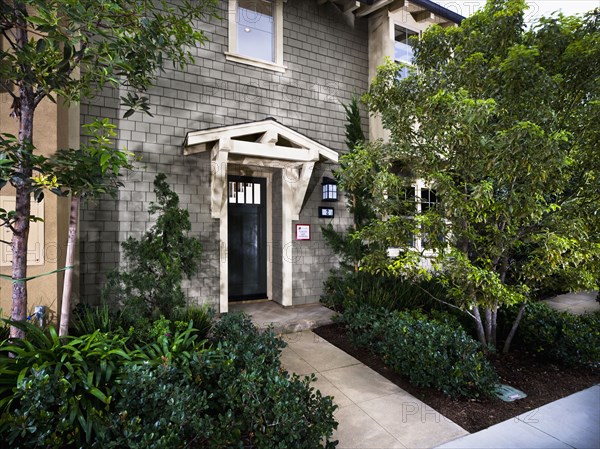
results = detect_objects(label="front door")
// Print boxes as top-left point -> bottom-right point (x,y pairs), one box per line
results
228,176 -> 267,301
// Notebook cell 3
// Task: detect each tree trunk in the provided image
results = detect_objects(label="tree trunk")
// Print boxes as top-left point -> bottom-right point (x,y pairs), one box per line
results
9,1 -> 34,340
10,183 -> 31,340
352,194 -> 359,273
471,304 -> 488,348
484,307 -> 493,345
503,302 -> 526,354
59,195 -> 80,337
490,305 -> 498,348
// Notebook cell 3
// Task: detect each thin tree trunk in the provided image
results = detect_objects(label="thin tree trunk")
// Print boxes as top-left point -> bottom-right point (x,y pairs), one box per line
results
10,2 -> 33,340
10,183 -> 31,340
471,304 -> 487,348
490,305 -> 498,348
484,307 -> 493,344
503,302 -> 526,354
352,194 -> 359,273
59,195 -> 80,337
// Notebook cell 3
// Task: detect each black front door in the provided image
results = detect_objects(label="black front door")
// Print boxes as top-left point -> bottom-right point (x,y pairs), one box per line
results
228,176 -> 267,301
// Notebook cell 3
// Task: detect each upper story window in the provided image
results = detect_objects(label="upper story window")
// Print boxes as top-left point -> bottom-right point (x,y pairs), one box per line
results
394,26 -> 418,78
226,0 -> 286,72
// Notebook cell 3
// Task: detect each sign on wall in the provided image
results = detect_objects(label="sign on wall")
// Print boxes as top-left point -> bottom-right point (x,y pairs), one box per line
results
295,224 -> 310,241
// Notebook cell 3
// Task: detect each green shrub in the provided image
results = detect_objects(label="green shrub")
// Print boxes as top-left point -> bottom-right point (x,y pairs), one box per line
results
343,304 -> 498,398
0,313 -> 339,448
99,363 -> 213,449
70,303 -> 124,336
206,313 -> 339,448
321,269 -> 449,313
103,173 -> 203,318
171,304 -> 214,338
506,302 -> 600,367
0,321 -> 135,447
105,313 -> 339,449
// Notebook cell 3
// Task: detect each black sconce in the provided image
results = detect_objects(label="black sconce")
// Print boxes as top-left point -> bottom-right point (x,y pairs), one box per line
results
322,177 -> 338,202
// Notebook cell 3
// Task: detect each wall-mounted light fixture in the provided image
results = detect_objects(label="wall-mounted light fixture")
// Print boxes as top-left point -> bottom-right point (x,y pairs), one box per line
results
322,177 -> 338,202
318,206 -> 335,218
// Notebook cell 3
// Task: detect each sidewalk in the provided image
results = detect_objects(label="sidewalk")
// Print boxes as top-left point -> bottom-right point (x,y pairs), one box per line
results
436,385 -> 600,449
543,290 -> 600,315
280,330 -> 468,449
235,300 -> 599,449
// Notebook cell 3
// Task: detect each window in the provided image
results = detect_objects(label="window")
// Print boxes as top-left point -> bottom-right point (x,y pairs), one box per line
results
394,25 -> 418,78
395,182 -> 439,252
226,0 -> 285,72
228,180 -> 262,205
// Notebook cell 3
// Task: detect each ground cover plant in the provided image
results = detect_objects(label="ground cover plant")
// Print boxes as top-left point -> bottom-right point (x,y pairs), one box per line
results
499,302 -> 600,367
340,303 -> 498,398
0,313 -> 339,448
315,319 -> 599,433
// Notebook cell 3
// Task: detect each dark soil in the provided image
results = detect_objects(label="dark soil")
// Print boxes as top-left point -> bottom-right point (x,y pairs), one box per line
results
313,322 -> 600,433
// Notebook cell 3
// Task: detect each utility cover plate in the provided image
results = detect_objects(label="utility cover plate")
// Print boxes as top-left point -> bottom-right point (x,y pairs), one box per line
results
494,384 -> 527,402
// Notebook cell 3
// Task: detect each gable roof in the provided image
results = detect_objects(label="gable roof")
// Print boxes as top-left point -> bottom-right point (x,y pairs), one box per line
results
184,117 -> 339,163
353,0 -> 465,23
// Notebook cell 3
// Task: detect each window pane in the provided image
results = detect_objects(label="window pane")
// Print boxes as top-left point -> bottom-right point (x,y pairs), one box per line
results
394,26 -> 417,63
236,182 -> 245,203
228,181 -> 237,203
421,189 -> 437,212
394,26 -> 417,79
245,182 -> 254,204
238,0 -> 274,62
253,183 -> 261,205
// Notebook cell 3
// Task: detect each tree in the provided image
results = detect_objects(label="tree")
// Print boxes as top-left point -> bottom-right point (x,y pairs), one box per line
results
355,0 -> 600,351
322,96 -> 378,272
103,173 -> 203,318
0,0 -> 218,338
48,120 -> 133,336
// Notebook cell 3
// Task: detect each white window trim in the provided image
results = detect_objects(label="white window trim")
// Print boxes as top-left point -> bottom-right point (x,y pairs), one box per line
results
226,0 -> 286,73
393,23 -> 420,77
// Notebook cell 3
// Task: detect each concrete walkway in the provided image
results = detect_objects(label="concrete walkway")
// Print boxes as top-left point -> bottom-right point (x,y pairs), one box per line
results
281,330 -> 468,448
436,385 -> 600,449
233,300 -> 599,449
229,300 -> 336,333
543,290 -> 599,315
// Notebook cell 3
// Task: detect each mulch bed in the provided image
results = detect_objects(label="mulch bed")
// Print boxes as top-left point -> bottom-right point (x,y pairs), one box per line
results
313,322 -> 600,433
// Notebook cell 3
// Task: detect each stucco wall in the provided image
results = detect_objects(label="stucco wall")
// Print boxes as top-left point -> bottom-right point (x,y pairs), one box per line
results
79,0 -> 369,307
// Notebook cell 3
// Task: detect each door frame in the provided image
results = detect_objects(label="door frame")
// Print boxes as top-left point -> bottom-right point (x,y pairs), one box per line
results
227,175 -> 268,301
220,167 -> 273,311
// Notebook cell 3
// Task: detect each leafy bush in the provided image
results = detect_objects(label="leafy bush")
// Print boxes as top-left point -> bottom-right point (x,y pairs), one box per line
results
206,313 -> 339,448
0,314 -> 339,448
99,363 -> 214,449
0,321 -> 135,447
103,173 -> 203,317
343,304 -> 498,398
503,302 -> 600,367
70,303 -> 124,335
171,304 -> 214,339
71,303 -> 214,349
321,269 -> 450,313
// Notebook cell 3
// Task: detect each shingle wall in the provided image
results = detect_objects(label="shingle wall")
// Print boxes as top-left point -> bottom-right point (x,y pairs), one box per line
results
79,0 -> 369,307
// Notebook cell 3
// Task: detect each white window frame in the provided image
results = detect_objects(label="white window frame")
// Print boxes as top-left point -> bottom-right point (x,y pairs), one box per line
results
226,0 -> 286,73
393,24 -> 419,78
387,179 -> 438,258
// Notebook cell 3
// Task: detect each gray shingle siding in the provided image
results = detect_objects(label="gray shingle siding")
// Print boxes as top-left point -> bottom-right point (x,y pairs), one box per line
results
80,0 -> 368,307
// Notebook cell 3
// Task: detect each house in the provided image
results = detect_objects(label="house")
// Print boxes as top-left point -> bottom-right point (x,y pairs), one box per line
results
0,0 -> 463,319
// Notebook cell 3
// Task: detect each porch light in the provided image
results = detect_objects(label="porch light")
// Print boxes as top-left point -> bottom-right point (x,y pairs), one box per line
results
322,177 -> 338,202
